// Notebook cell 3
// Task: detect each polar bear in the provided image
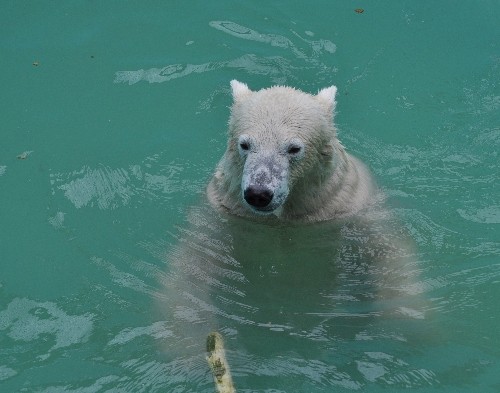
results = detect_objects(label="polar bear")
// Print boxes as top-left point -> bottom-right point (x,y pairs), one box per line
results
207,80 -> 378,222
159,81 -> 422,391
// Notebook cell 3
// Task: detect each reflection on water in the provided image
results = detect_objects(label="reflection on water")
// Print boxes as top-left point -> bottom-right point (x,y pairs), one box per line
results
49,154 -> 200,210
114,54 -> 296,86
0,298 -> 94,361
114,19 -> 338,87
209,21 -> 337,57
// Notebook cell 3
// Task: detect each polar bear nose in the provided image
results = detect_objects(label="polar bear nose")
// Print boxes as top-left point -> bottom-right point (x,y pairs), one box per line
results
244,186 -> 273,208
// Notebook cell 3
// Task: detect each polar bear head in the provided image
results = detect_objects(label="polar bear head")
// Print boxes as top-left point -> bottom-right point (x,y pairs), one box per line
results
218,80 -> 341,217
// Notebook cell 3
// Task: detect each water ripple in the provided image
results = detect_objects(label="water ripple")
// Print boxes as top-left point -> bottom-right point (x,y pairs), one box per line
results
50,155 -> 199,210
0,298 -> 94,361
114,54 -> 296,86
209,20 -> 336,57
114,20 -> 338,88
108,321 -> 174,346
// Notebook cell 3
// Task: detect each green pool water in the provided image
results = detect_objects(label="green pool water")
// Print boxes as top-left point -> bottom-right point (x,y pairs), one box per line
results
1,1 -> 499,392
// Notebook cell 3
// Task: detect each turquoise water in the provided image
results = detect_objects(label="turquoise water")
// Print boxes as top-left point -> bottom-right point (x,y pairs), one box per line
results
1,1 -> 499,392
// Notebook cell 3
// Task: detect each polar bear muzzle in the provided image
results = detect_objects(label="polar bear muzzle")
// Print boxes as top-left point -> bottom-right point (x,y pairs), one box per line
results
243,185 -> 273,209
241,155 -> 290,214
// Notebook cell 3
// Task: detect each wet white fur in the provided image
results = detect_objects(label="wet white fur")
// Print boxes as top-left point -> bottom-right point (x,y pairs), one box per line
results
207,80 -> 378,222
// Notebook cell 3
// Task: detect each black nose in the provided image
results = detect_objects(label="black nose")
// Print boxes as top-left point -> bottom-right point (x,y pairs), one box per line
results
244,186 -> 273,208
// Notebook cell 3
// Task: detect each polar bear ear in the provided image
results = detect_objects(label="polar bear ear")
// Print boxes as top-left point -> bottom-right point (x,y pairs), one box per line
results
316,85 -> 338,112
230,80 -> 252,101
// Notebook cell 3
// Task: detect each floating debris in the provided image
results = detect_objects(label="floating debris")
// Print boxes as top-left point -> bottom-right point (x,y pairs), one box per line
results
17,151 -> 33,160
206,332 -> 236,393
355,8 -> 364,13
32,60 -> 40,67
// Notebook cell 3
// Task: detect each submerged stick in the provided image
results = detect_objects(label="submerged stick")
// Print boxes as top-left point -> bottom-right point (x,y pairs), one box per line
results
206,332 -> 236,393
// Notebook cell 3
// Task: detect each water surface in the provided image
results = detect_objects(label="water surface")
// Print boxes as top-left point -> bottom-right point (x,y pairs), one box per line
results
1,1 -> 499,392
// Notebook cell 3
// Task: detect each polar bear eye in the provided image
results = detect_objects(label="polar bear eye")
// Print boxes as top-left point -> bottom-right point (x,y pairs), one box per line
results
286,139 -> 305,158
288,146 -> 301,154
237,134 -> 253,156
